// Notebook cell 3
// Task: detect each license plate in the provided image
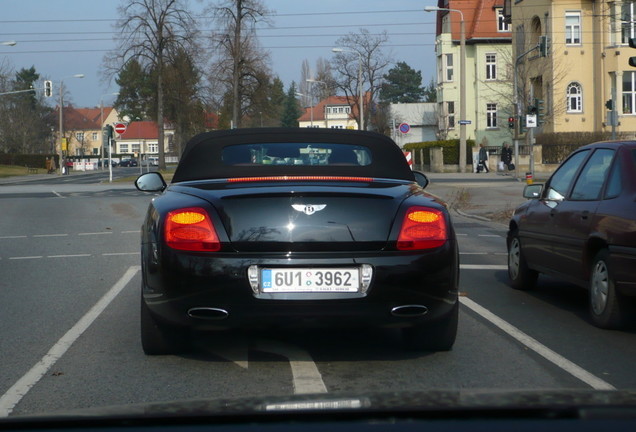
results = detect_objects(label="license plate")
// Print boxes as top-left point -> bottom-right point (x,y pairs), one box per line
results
261,268 -> 360,293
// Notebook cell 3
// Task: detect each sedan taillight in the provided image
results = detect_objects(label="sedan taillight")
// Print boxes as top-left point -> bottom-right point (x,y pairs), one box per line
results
164,207 -> 221,251
397,207 -> 448,250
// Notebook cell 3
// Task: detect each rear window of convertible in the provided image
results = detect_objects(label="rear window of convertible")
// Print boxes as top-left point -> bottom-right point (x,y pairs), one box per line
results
222,143 -> 372,167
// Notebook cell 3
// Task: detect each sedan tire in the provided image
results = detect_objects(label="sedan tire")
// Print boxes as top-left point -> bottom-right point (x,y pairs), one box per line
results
508,232 -> 538,291
141,295 -> 190,355
402,302 -> 458,351
589,249 -> 628,329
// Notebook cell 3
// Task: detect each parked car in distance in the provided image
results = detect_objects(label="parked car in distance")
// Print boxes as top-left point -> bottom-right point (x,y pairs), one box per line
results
135,128 -> 459,355
141,157 -> 158,167
507,141 -> 636,329
97,159 -> 118,167
120,158 -> 138,167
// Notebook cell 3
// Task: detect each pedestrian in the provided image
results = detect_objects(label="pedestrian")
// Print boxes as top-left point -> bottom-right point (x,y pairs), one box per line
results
501,142 -> 513,170
478,144 -> 489,173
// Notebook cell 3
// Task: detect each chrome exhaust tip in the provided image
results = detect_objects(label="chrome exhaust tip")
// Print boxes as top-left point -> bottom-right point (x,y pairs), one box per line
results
187,307 -> 229,320
391,305 -> 428,317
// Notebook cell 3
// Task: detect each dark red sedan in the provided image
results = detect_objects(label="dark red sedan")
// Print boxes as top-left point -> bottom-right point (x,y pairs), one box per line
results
507,141 -> 636,329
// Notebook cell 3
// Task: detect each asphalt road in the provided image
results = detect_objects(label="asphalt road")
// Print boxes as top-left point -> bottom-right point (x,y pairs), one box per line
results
0,173 -> 633,417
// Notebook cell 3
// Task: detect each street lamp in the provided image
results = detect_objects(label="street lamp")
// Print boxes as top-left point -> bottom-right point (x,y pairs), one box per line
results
425,6 -> 466,173
332,47 -> 364,130
306,79 -> 325,127
58,74 -> 85,175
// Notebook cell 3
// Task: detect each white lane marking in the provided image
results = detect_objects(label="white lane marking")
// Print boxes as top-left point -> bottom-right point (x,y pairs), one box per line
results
47,254 -> 92,259
33,234 -> 68,238
460,264 -> 507,270
0,266 -> 140,417
460,252 -> 488,255
78,232 -> 113,236
121,231 -> 140,234
478,234 -> 501,238
51,191 -> 64,198
456,233 -> 468,236
0,236 -> 27,239
255,340 -> 327,395
8,256 -> 43,260
102,252 -> 140,256
460,296 -> 616,390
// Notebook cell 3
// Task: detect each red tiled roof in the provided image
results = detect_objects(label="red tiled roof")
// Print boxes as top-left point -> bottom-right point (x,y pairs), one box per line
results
117,121 -> 158,139
434,0 -> 510,42
297,94 -> 370,122
55,106 -> 116,131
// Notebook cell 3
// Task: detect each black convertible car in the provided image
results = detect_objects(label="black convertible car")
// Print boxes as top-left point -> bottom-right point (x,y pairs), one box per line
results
135,128 -> 459,354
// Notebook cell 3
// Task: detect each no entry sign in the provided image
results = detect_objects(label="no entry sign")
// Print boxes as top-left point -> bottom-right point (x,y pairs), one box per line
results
114,123 -> 127,135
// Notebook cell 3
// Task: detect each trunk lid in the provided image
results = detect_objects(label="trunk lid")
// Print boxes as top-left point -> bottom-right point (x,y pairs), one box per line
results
174,181 -> 416,252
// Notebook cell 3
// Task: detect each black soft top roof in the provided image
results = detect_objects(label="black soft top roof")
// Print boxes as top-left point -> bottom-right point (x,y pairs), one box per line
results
172,128 -> 415,183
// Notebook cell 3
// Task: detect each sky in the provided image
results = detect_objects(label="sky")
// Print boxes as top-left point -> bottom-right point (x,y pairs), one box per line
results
1,0 -> 437,109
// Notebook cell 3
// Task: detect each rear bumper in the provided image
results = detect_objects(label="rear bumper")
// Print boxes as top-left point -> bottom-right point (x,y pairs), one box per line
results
142,242 -> 459,330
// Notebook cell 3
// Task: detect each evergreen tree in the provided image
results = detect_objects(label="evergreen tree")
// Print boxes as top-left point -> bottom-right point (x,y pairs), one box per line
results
281,82 -> 302,128
379,62 -> 425,103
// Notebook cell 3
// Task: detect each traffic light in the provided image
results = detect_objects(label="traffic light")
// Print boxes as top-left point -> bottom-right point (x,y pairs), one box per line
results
629,38 -> 636,67
527,104 -> 537,115
44,80 -> 53,98
538,36 -> 548,57
508,116 -> 515,129
534,98 -> 545,124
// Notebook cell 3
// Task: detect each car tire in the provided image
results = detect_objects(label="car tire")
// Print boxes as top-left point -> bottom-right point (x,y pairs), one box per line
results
402,301 -> 458,351
141,295 -> 190,355
507,232 -> 538,290
589,249 -> 628,329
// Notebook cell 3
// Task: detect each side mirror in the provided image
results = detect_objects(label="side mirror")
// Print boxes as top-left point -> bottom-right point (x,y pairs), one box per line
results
135,172 -> 167,192
413,171 -> 429,189
523,184 -> 543,199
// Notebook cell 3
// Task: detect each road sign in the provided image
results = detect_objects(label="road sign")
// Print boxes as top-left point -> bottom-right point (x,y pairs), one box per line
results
458,120 -> 471,125
398,123 -> 410,134
114,123 -> 127,135
526,114 -> 537,128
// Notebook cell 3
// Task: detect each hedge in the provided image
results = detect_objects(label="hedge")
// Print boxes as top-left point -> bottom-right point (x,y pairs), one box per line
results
0,153 -> 59,168
403,139 -> 476,165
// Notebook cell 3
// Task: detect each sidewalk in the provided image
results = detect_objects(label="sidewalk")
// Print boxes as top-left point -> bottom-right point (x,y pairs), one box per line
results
424,171 -> 550,225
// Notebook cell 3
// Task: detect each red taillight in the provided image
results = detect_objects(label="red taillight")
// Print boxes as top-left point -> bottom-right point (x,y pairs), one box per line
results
397,207 -> 448,250
164,207 -> 221,251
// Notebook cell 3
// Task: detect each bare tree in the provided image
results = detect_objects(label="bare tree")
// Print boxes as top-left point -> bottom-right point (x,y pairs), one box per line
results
107,0 -> 196,169
331,29 -> 392,130
209,0 -> 272,128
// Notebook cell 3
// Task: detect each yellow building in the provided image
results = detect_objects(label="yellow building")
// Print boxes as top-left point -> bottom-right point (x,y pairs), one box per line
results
509,0 -> 636,136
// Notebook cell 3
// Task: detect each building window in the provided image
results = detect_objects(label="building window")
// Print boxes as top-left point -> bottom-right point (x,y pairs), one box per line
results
496,8 -> 510,32
486,53 -> 497,80
92,132 -> 98,141
447,101 -> 455,128
445,54 -> 454,82
131,143 -> 141,153
565,12 -> 581,44
623,2 -> 636,43
75,132 -> 84,142
120,144 -> 129,153
148,143 -> 158,153
623,72 -> 636,114
486,103 -> 498,128
566,82 -> 583,113
92,148 -> 99,155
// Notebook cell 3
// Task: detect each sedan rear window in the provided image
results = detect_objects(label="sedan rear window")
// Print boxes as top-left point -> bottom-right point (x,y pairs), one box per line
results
222,143 -> 372,167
